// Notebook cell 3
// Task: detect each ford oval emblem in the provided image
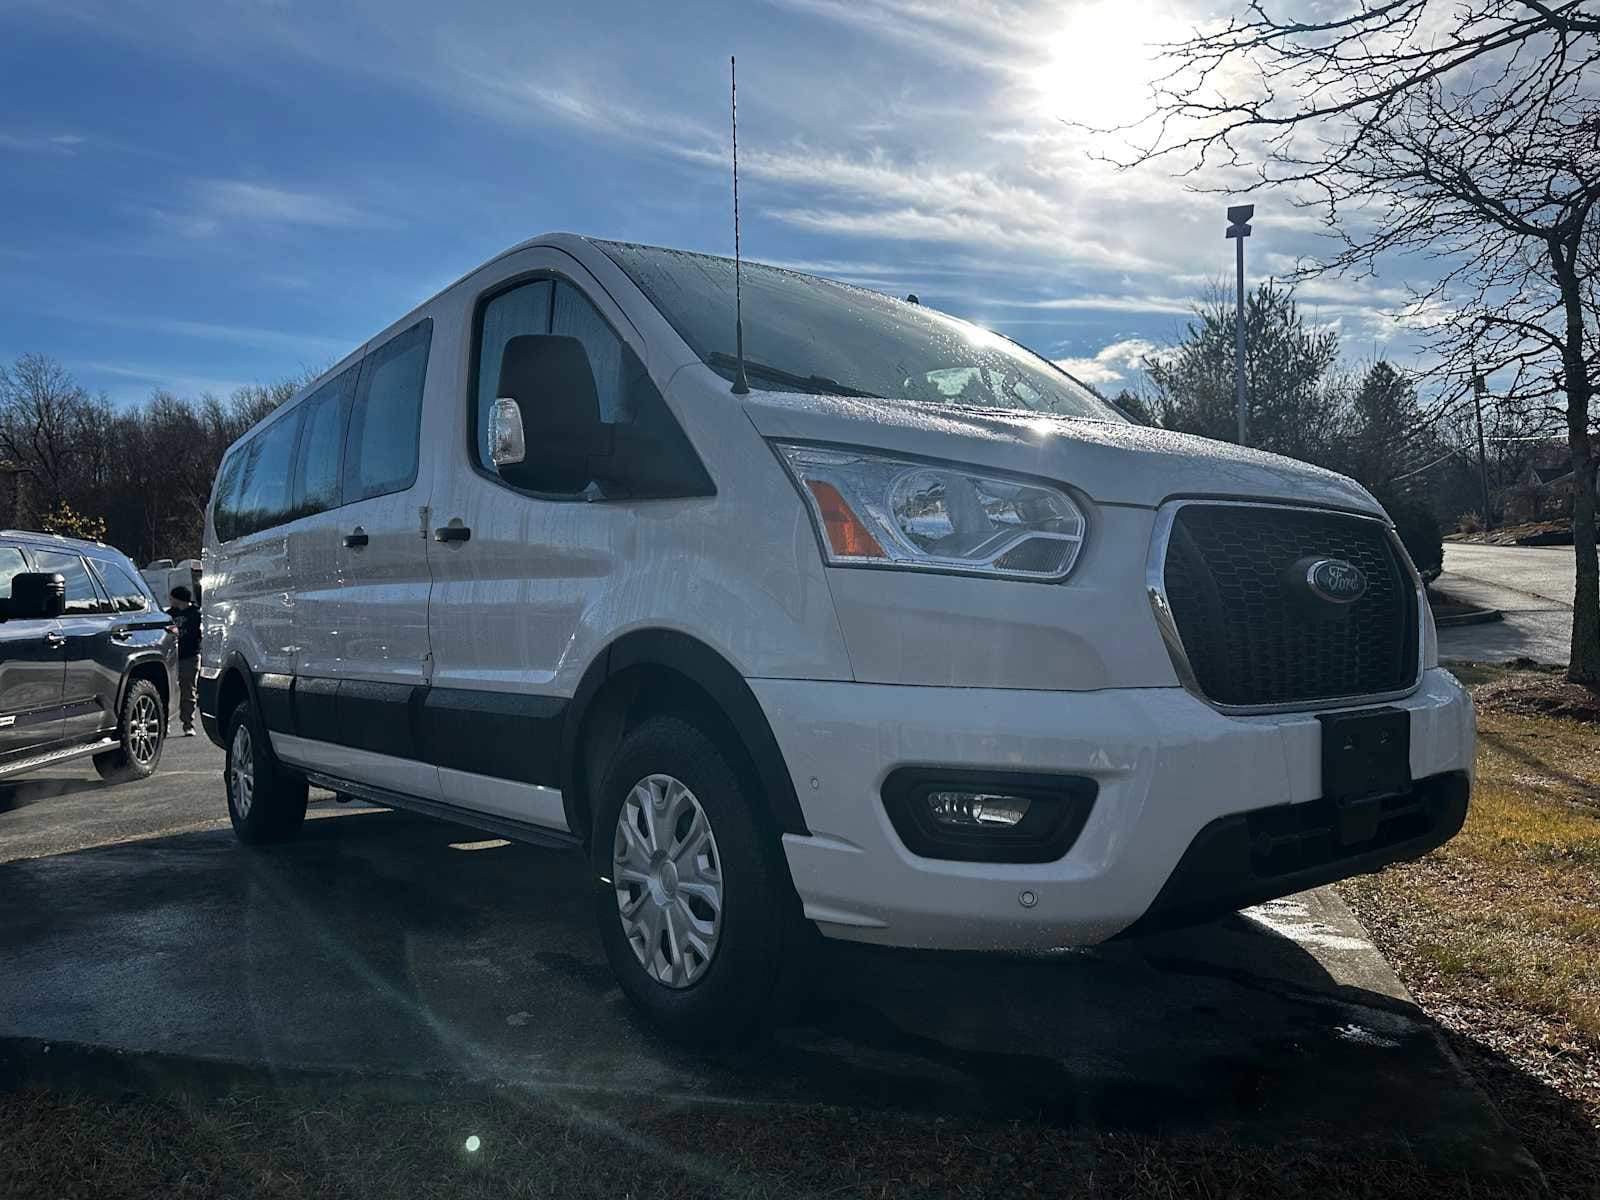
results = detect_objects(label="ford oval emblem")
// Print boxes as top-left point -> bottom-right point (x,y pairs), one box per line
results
1306,558 -> 1367,604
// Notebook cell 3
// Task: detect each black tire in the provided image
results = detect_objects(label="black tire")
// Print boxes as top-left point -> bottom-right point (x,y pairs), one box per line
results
93,678 -> 167,784
224,697 -> 307,844
591,714 -> 790,1043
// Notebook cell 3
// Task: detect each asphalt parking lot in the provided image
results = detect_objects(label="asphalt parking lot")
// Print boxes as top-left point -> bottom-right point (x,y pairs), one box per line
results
0,735 -> 1532,1177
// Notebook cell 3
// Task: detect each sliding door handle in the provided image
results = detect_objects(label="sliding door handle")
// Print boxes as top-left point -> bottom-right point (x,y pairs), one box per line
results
433,524 -> 472,544
343,528 -> 369,548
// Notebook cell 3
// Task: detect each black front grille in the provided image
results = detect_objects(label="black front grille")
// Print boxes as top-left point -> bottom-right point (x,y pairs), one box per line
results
1160,504 -> 1418,708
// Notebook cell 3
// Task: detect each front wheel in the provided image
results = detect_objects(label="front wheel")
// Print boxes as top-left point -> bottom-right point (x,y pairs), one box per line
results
225,697 -> 307,844
592,715 -> 789,1043
93,678 -> 166,783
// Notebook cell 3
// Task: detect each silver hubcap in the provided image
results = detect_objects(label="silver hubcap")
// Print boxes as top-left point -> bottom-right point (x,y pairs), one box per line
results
231,724 -> 255,818
128,695 -> 162,764
613,773 -> 723,988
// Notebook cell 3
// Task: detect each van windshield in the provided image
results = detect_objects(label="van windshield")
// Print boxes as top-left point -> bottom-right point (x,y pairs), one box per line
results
595,241 -> 1123,421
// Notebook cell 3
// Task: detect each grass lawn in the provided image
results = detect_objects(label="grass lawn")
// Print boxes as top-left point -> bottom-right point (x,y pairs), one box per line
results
1340,662 -> 1600,1199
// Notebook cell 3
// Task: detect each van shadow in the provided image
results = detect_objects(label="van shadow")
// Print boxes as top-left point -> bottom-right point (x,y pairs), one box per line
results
0,806 -> 1575,1179
0,775 -> 107,813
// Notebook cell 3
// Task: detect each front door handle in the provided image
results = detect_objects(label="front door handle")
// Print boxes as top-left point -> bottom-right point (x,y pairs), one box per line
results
44,631 -> 65,649
343,527 -> 369,548
434,524 -> 472,544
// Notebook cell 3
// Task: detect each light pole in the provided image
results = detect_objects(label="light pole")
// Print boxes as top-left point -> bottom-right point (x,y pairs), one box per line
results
1472,370 -> 1493,530
1225,204 -> 1254,446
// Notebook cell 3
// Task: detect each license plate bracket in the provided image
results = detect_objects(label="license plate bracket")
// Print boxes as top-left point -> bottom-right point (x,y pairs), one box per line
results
1318,706 -> 1411,806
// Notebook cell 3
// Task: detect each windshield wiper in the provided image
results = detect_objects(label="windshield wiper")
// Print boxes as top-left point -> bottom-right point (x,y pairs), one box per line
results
706,352 -> 882,399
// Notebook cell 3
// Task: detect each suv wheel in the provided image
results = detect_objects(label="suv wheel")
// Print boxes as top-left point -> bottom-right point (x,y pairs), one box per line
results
225,697 -> 307,844
93,678 -> 167,783
591,715 -> 787,1042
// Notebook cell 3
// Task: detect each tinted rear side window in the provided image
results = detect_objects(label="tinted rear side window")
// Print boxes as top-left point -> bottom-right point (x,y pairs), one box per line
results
293,366 -> 356,519
213,449 -> 247,543
94,559 -> 153,613
344,320 -> 431,504
233,412 -> 301,538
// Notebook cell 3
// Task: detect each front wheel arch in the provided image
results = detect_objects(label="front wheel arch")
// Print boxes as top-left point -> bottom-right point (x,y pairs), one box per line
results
561,630 -> 811,850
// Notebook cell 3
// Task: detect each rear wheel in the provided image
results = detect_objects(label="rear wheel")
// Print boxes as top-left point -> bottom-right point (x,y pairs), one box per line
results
93,678 -> 166,784
225,697 -> 307,844
592,715 -> 788,1042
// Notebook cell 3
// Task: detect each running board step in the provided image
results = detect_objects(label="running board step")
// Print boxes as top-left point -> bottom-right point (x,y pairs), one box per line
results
302,771 -> 584,853
0,737 -> 120,779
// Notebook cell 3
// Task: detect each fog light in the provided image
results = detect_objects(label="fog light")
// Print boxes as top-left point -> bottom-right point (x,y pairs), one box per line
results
926,791 -> 1032,828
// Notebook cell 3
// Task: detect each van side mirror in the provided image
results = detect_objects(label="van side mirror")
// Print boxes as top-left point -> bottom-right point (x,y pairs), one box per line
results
0,572 -> 66,621
490,398 -> 526,466
496,334 -> 614,492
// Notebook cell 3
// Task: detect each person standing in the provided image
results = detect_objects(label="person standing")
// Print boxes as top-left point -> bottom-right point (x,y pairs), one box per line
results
167,586 -> 201,736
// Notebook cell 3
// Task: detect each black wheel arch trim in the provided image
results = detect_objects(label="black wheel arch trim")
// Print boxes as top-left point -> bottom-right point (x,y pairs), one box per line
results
212,653 -> 287,762
116,650 -> 176,716
561,629 -> 811,841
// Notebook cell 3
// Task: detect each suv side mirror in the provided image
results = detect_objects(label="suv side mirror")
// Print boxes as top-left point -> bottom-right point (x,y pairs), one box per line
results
0,572 -> 66,621
497,334 -> 614,492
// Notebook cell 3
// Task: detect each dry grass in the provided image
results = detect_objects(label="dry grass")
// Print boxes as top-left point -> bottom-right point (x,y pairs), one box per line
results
1342,662 -> 1600,1197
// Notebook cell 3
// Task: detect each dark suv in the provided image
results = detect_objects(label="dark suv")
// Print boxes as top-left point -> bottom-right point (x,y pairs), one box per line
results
0,530 -> 178,785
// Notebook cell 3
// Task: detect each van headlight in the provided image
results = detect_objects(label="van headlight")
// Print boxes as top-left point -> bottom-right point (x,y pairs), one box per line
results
773,443 -> 1087,581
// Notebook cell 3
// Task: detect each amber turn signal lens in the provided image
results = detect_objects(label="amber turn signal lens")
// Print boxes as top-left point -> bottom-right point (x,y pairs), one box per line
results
804,479 -> 886,559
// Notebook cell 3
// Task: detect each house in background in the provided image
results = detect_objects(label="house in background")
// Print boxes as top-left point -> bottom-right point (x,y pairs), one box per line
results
1508,450 -> 1599,522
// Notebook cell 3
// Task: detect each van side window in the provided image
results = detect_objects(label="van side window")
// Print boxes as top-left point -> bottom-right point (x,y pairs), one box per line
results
552,282 -> 630,423
33,551 -> 110,615
472,277 -> 713,499
213,450 -> 246,543
472,280 -> 630,489
476,281 -> 552,467
343,320 -> 432,505
293,366 -> 356,518
234,412 -> 301,538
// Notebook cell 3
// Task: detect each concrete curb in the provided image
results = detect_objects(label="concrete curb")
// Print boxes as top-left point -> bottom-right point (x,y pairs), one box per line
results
1308,889 -> 1547,1191
1433,607 -> 1504,628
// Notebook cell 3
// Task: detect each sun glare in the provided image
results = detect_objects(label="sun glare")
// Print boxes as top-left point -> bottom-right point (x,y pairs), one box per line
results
1028,3 -> 1176,126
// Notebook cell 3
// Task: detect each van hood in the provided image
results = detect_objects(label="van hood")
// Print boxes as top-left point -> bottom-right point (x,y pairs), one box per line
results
741,391 -> 1384,516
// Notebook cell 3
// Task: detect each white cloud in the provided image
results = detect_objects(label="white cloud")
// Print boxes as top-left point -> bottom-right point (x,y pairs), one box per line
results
1054,338 -> 1157,386
993,294 -> 1195,316
0,131 -> 84,155
198,180 -> 375,228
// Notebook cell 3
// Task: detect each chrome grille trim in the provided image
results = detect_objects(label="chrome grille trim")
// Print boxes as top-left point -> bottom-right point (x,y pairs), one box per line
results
1145,498 -> 1426,716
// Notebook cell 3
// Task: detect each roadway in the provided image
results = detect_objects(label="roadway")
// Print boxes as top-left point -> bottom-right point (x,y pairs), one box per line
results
1436,542 -> 1575,666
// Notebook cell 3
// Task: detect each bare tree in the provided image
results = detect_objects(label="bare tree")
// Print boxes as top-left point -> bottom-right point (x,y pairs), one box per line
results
0,354 -> 309,563
1122,2 -> 1600,683
0,353 -> 94,514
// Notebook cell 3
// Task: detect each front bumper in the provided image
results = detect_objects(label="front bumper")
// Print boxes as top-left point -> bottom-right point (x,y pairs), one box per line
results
754,668 -> 1475,951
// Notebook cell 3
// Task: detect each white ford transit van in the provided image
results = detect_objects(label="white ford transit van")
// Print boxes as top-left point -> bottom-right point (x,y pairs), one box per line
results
200,234 -> 1474,1038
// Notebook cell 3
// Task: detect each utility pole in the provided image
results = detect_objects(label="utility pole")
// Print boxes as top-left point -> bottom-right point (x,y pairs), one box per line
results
1225,204 -> 1254,446
1473,370 -> 1493,530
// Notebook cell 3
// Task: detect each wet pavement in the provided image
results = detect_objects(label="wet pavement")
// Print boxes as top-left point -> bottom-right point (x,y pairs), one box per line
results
1438,543 -> 1574,666
0,754 -> 1534,1176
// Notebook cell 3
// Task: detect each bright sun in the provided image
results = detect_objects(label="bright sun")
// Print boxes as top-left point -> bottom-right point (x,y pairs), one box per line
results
1027,2 -> 1179,127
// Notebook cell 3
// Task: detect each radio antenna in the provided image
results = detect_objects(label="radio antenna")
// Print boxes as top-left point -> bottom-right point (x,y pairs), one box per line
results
729,55 -> 751,395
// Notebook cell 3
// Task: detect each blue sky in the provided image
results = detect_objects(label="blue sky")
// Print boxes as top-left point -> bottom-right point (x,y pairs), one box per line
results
0,0 -> 1427,406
